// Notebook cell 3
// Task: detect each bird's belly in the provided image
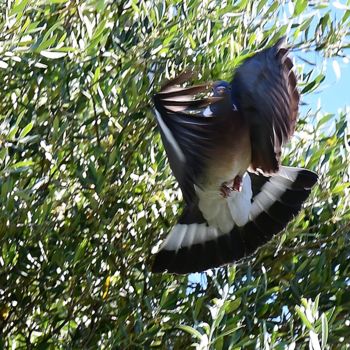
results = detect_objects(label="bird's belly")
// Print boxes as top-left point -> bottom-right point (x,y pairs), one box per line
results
204,130 -> 251,191
194,128 -> 252,231
195,172 -> 253,231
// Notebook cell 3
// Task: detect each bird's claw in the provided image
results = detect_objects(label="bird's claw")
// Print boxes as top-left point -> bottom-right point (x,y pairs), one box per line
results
220,184 -> 232,198
220,175 -> 243,198
233,175 -> 243,192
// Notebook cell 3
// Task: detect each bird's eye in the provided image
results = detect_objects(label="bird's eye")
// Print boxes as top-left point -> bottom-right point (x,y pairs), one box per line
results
217,86 -> 226,95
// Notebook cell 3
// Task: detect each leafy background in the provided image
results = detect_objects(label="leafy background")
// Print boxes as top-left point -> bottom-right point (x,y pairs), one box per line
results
0,0 -> 349,348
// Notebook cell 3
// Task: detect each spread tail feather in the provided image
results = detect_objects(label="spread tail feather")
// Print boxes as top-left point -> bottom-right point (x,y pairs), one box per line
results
152,167 -> 317,274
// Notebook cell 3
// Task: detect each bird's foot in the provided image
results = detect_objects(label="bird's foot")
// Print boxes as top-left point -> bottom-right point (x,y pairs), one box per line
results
220,183 -> 232,198
233,175 -> 243,192
220,175 -> 243,198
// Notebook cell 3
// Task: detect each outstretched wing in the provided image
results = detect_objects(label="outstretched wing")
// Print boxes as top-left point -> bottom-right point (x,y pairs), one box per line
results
153,72 -> 226,204
231,38 -> 299,173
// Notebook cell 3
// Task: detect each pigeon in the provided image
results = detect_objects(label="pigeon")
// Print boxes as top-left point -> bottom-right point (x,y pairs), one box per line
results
151,39 -> 318,274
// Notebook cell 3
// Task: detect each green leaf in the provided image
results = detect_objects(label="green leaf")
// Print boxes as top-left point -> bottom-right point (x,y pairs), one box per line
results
7,125 -> 19,140
301,74 -> 325,94
294,0 -> 308,16
317,113 -> 334,128
225,298 -> 241,313
36,34 -> 58,52
214,325 -> 243,341
257,0 -> 268,13
214,335 -> 223,350
11,159 -> 34,169
159,288 -> 169,308
0,148 -> 8,162
228,265 -> 236,285
295,306 -> 314,331
194,297 -> 204,320
91,19 -> 107,41
19,122 -> 33,138
178,325 -> 203,340
321,313 -> 328,349
73,239 -> 88,264
10,0 -> 29,15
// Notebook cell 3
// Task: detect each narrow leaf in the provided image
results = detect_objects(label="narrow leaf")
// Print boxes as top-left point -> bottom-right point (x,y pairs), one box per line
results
294,0 -> 308,15
321,313 -> 328,349
40,51 -> 67,59
11,160 -> 34,169
295,306 -> 314,330
19,122 -> 33,138
178,325 -> 202,340
0,60 -> 8,69
309,330 -> 321,350
73,239 -> 88,264
10,0 -> 29,15
332,60 -> 341,80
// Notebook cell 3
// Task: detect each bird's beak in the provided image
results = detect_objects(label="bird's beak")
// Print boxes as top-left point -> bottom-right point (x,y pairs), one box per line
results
217,87 -> 226,95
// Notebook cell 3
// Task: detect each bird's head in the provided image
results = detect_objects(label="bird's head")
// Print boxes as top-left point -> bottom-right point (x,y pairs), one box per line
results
211,81 -> 239,112
212,81 -> 231,97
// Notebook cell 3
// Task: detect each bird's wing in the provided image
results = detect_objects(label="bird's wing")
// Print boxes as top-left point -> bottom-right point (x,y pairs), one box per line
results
153,72 -> 225,204
231,38 -> 299,173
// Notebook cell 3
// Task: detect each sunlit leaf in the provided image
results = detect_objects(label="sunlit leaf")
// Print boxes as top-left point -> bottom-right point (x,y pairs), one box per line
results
19,122 -> 33,138
10,0 -> 29,15
321,313 -> 328,349
40,50 -> 67,58
294,0 -> 308,16
295,306 -> 314,330
0,60 -> 8,69
332,60 -> 341,80
178,325 -> 203,340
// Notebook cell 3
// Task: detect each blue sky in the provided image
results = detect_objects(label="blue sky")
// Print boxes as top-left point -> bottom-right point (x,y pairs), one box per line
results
297,3 -> 350,115
300,51 -> 349,115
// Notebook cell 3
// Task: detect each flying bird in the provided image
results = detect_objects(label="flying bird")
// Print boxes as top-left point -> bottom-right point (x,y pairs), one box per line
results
152,39 -> 318,274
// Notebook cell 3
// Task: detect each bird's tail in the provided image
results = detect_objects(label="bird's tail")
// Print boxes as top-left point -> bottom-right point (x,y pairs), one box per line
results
151,166 -> 318,274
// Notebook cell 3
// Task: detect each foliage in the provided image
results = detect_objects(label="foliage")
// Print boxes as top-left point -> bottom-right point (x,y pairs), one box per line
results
0,0 -> 349,348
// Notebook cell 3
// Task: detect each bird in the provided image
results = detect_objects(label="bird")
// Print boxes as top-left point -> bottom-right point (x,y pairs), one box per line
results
151,38 -> 318,274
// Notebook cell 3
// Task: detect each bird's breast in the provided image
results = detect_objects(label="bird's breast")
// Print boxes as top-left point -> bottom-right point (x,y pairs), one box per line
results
204,116 -> 251,190
194,114 -> 253,231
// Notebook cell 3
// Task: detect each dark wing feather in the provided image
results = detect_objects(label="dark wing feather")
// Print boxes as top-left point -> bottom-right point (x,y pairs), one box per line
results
231,38 -> 299,173
153,73 -> 224,204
